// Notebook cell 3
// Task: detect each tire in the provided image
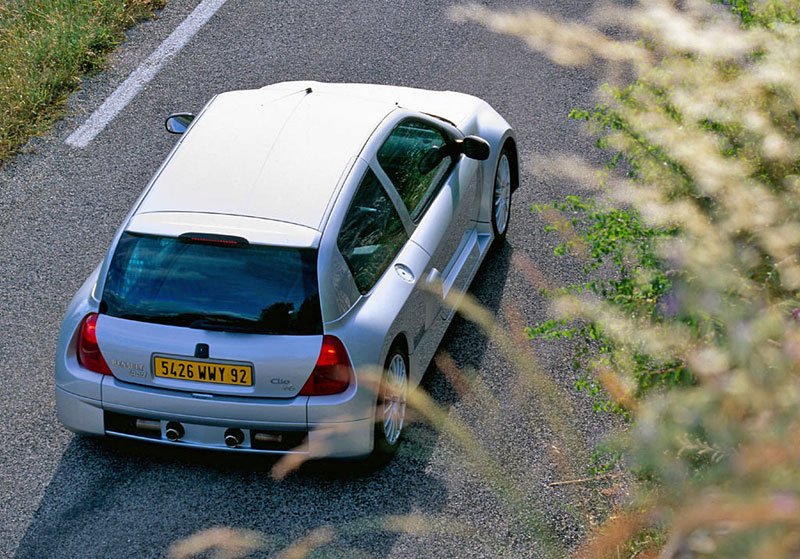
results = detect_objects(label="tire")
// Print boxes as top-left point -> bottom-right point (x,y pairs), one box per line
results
491,146 -> 513,243
373,343 -> 409,458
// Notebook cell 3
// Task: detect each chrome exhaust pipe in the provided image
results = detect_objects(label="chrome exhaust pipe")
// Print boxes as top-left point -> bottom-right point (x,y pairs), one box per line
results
135,419 -> 161,433
254,432 -> 283,443
224,428 -> 244,447
165,422 -> 185,441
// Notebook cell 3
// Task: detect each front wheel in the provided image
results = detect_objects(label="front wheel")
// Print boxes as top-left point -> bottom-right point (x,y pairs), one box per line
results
373,345 -> 409,457
491,147 -> 513,242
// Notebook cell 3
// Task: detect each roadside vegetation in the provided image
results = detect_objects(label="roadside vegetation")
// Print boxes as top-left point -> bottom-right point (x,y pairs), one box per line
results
0,0 -> 165,163
454,0 -> 800,556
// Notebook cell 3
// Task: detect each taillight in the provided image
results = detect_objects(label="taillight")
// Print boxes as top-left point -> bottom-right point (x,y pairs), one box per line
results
299,335 -> 352,396
77,313 -> 112,375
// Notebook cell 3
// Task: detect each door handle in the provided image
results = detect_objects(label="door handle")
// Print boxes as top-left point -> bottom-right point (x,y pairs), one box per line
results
426,268 -> 443,299
424,268 -> 442,329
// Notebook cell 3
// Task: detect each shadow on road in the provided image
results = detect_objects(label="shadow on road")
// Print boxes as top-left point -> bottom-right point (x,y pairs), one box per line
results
13,432 -> 444,558
421,240 -> 514,404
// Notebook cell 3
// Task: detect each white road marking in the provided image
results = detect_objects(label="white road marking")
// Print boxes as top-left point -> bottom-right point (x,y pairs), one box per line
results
65,0 -> 229,148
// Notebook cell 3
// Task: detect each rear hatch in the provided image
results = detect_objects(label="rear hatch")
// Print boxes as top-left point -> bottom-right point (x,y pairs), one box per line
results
96,232 -> 323,398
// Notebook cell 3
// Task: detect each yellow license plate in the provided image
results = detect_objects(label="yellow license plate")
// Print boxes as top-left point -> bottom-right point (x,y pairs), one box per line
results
153,356 -> 253,386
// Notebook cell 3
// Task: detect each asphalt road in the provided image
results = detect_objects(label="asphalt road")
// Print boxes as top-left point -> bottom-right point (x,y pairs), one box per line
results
0,1 -> 618,557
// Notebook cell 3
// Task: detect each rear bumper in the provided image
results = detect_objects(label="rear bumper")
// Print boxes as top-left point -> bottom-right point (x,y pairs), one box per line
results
56,379 -> 374,458
56,386 -> 104,435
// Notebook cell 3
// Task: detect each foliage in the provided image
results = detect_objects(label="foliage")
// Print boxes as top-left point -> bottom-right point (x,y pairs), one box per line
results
456,0 -> 800,556
0,0 -> 166,163
527,194 -> 691,417
588,445 -> 624,477
716,0 -> 800,25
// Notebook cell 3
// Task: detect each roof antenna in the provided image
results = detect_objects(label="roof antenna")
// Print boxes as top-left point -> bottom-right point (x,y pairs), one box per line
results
305,87 -> 313,94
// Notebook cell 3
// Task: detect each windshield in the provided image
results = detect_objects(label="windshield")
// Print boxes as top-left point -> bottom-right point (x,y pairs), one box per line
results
101,233 -> 321,335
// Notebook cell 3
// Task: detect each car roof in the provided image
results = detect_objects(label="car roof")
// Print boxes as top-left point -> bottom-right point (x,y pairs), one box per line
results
134,84 -> 397,233
131,82 -> 486,246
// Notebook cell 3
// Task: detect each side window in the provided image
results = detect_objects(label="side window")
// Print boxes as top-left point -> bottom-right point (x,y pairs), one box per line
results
377,119 -> 452,221
337,169 -> 409,294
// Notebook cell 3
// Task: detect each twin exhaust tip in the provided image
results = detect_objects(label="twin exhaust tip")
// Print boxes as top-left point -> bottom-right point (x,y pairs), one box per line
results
224,428 -> 245,447
165,422 -> 185,441
158,421 -> 245,447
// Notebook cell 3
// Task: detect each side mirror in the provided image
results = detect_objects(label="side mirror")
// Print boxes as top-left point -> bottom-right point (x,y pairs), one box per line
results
460,136 -> 491,160
165,113 -> 195,134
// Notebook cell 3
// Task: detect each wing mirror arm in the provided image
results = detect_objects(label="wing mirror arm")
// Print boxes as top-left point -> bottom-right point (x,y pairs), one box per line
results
165,113 -> 195,134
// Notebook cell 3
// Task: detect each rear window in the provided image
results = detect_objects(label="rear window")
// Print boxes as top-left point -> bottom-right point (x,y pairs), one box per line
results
337,169 -> 409,294
101,233 -> 321,335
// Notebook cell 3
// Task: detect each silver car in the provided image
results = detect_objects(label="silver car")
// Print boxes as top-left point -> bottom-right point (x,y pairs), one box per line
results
55,81 -> 517,459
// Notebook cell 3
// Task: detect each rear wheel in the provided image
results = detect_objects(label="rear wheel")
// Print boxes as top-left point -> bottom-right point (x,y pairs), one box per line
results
491,147 -> 513,241
373,344 -> 409,457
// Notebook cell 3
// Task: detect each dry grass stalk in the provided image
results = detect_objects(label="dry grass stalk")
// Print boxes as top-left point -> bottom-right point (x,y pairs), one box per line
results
456,0 -> 800,556
167,527 -> 263,559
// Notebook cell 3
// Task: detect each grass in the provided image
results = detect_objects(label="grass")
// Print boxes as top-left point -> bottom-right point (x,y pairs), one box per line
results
0,0 -> 166,163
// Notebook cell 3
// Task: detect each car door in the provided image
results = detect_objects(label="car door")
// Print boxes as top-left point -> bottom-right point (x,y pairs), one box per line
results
371,116 -> 480,369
